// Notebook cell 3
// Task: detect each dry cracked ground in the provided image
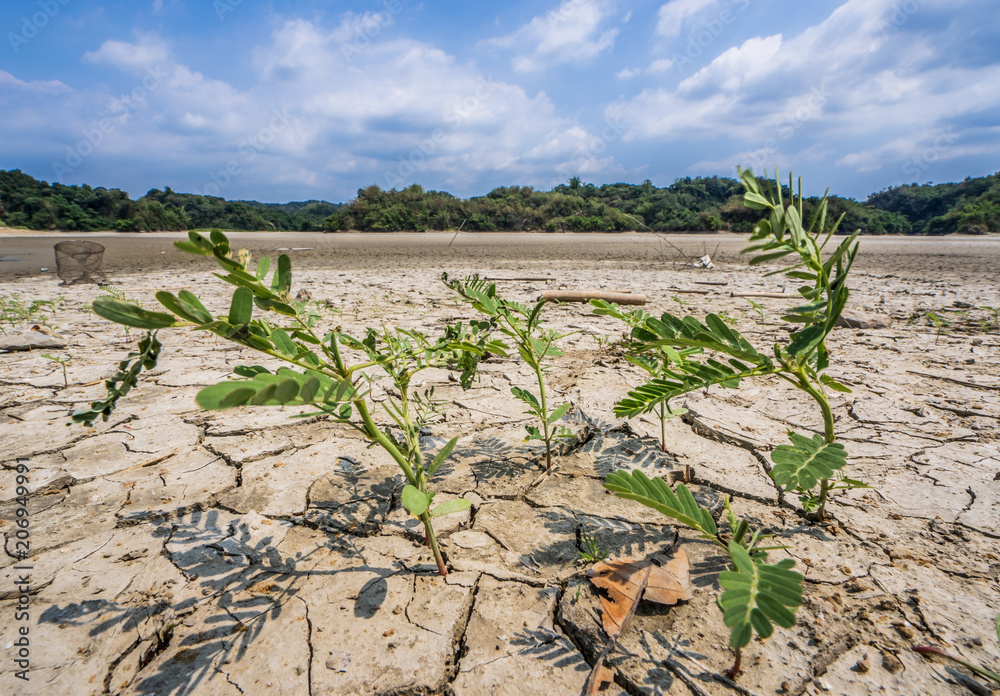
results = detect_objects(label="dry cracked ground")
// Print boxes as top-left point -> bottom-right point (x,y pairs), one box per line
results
2,234 -> 999,696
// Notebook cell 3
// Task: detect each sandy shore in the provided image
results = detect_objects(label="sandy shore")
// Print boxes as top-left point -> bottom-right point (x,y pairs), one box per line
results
1,236 -> 999,695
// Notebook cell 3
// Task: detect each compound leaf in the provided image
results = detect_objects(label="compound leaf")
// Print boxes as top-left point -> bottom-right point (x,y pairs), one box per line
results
718,543 -> 802,649
604,470 -> 717,539
770,431 -> 848,492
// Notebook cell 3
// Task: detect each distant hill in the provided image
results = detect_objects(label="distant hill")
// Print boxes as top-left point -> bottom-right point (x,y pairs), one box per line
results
2,168 -> 997,235
0,169 -> 340,232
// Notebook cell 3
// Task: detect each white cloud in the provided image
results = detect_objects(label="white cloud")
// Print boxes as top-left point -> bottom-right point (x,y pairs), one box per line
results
9,18 -> 605,196
483,0 -> 620,72
84,33 -> 170,72
607,0 -> 1000,184
656,0 -> 717,39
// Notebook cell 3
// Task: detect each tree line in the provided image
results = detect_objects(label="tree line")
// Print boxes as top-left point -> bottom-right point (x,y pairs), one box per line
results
2,168 -> 997,235
0,169 -> 339,232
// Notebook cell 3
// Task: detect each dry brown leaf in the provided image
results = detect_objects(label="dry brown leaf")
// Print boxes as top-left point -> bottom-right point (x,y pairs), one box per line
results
587,548 -> 693,636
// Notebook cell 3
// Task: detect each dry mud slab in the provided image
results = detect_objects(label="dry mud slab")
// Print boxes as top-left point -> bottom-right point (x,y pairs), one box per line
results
1,233 -> 999,696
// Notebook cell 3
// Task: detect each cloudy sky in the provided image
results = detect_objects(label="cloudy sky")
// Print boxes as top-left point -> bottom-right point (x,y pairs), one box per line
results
1,0 -> 998,202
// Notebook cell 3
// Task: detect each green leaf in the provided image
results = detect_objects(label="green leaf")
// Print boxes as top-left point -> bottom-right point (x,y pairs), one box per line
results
271,328 -> 298,356
428,436 -> 458,476
604,470 -> 717,538
718,543 -> 802,649
271,254 -> 292,296
256,256 -> 272,281
228,287 -> 253,325
743,191 -> 772,210
431,498 -> 471,518
820,374 -> 852,393
511,386 -> 540,411
401,485 -> 429,516
253,296 -> 298,316
195,369 -> 347,410
209,229 -> 229,246
770,432 -> 848,492
174,241 -> 213,256
154,291 -> 207,325
548,402 -> 571,423
93,296 -> 183,330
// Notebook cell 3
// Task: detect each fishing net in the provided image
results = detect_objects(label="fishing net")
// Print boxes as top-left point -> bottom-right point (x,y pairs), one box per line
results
54,240 -> 108,285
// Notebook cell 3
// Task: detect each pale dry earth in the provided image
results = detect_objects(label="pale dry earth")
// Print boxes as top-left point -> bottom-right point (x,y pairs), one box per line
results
1,232 -> 999,696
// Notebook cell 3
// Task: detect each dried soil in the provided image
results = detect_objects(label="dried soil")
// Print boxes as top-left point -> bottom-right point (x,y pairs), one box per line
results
2,232 -> 999,696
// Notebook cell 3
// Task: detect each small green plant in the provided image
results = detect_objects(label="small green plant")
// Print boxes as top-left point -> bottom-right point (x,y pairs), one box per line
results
926,311 -> 951,344
443,274 -> 574,469
0,293 -> 60,332
604,470 -> 802,677
74,230 -> 497,576
577,525 -> 610,564
591,300 -> 696,452
745,298 -> 766,325
42,353 -> 72,389
600,169 -> 867,520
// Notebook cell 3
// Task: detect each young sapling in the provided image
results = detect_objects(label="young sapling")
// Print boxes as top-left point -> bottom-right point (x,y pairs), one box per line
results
599,169 -> 868,520
443,274 -> 574,469
74,230 -> 494,576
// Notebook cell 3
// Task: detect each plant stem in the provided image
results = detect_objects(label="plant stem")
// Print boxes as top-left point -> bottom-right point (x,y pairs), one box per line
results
420,512 -> 448,576
659,401 -> 667,452
725,647 -> 742,679
532,360 -> 554,468
796,368 -> 836,520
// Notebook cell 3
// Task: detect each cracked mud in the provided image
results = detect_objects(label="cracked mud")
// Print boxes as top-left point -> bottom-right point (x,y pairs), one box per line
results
2,233 -> 999,695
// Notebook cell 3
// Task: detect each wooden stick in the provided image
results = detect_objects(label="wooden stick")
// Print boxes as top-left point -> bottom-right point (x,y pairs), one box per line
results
483,276 -> 552,282
693,280 -> 729,286
730,291 -> 788,299
542,291 -> 646,305
669,288 -> 711,295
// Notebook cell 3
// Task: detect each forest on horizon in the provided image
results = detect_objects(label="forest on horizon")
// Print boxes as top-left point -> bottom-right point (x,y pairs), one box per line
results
1,168 -> 998,236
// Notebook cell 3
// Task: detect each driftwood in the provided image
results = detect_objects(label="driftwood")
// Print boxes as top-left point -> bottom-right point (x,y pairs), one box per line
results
541,291 -> 646,305
669,288 -> 712,295
693,280 -> 729,286
484,276 -> 552,282
730,291 -> 788,299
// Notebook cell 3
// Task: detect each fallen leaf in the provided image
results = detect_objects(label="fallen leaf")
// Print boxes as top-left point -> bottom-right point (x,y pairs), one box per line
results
588,548 -> 693,636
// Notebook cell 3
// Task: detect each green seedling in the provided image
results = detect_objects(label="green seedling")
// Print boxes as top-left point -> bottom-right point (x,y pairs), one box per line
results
926,312 -> 951,344
443,274 -> 574,469
591,300 -> 695,452
42,353 -> 72,389
605,470 -> 802,677
745,298 -> 766,325
74,230 -> 496,576
577,526 -> 610,564
600,169 -> 867,521
0,293 -> 60,332
976,305 -> 998,333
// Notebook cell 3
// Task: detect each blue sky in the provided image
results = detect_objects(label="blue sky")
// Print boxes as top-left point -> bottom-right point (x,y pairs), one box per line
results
1,0 -> 998,203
